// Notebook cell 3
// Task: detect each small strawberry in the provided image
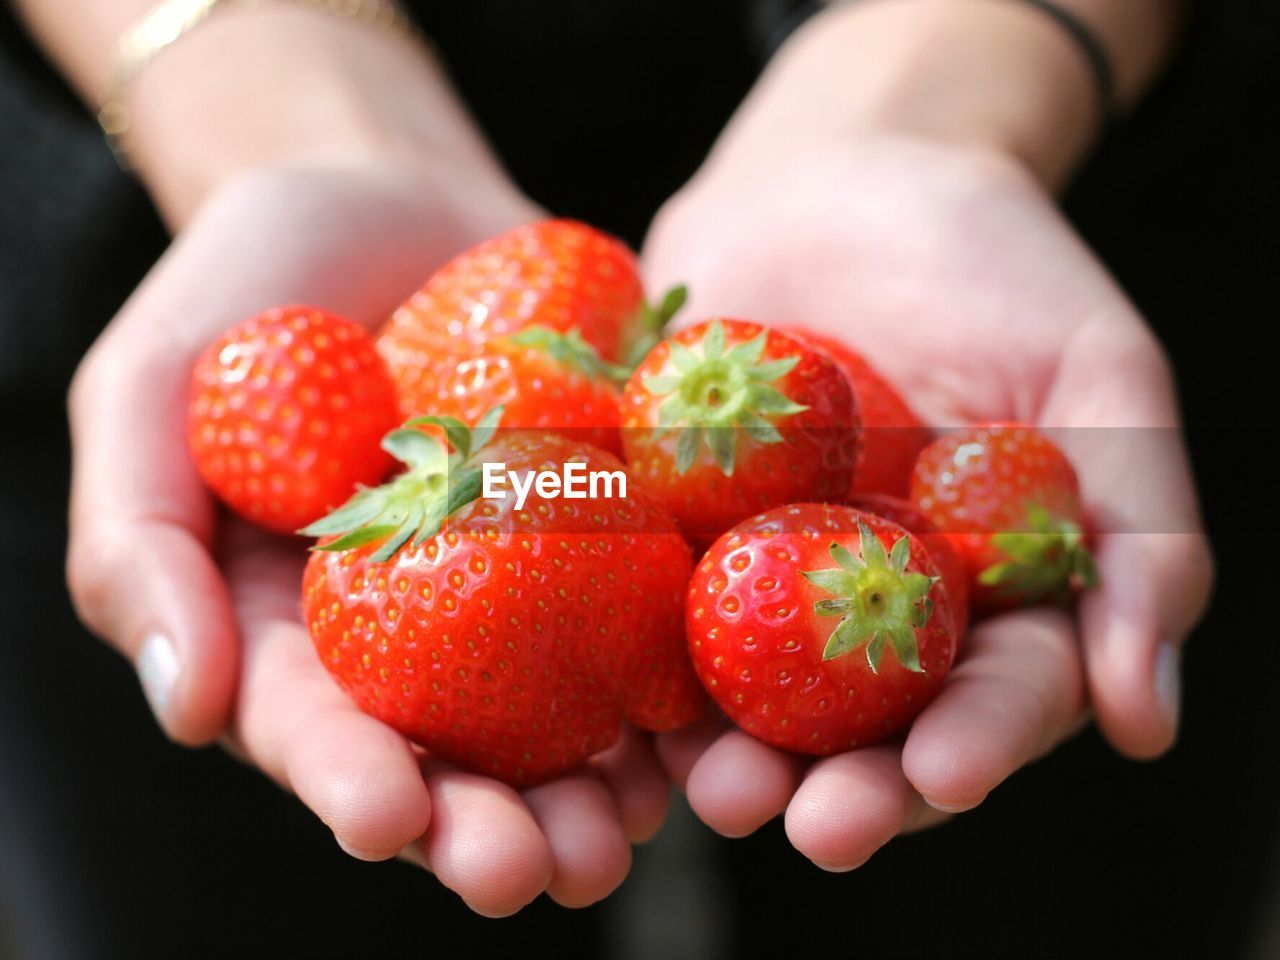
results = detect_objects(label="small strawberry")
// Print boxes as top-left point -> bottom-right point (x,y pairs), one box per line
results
379,219 -> 683,368
621,319 -> 859,545
188,305 -> 399,534
783,328 -> 929,497
301,410 -> 703,787
850,494 -> 970,636
377,320 -> 626,456
687,503 -> 959,755
910,423 -> 1097,613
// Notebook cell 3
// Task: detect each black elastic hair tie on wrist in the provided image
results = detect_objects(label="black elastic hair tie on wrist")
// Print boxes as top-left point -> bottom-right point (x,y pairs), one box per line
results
761,0 -> 1120,136
1018,0 -> 1119,133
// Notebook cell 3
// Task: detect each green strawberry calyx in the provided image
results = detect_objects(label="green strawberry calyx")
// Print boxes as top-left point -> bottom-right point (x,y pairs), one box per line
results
299,407 -> 504,563
978,504 -> 1099,604
642,319 -> 808,476
510,325 -> 632,385
801,522 -> 938,674
624,284 -> 689,370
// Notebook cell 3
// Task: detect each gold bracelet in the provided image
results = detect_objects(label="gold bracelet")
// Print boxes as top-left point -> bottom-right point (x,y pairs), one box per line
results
97,0 -> 423,167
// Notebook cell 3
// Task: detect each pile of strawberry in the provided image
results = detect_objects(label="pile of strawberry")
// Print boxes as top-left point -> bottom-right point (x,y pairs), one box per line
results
188,220 -> 1096,786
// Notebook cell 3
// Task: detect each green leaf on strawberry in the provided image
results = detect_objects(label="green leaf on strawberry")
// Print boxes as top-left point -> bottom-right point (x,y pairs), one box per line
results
624,284 -> 689,370
802,521 -> 937,673
510,325 -> 633,385
641,319 -> 808,475
977,504 -> 1099,605
300,406 -> 504,563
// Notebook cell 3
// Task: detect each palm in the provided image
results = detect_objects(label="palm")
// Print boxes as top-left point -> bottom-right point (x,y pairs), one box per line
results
650,137 -> 1123,424
643,135 -> 1210,863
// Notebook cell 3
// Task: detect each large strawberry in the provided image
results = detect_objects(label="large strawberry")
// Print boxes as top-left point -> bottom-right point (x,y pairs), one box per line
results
850,493 -> 970,636
910,422 -> 1097,613
378,219 -> 682,369
687,503 -> 958,755
621,319 -> 859,545
188,305 -> 400,534
301,410 -> 703,787
378,319 -> 625,455
783,328 -> 929,497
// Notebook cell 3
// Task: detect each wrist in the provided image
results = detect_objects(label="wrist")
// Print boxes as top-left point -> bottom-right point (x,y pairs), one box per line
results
125,4 -> 521,226
716,0 -> 1110,190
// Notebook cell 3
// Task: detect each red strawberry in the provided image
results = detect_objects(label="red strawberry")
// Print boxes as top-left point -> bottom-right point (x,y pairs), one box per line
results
621,319 -> 859,545
379,219 -> 682,368
377,320 -> 625,456
687,503 -> 959,755
188,305 -> 399,534
783,328 -> 929,497
849,494 -> 970,636
910,423 -> 1097,613
301,410 -> 703,787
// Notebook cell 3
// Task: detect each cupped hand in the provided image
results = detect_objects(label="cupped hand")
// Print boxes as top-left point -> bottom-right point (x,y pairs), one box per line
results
65,159 -> 666,913
644,134 -> 1213,866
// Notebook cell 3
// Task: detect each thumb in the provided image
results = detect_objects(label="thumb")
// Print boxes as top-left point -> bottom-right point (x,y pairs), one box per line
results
67,324 -> 239,745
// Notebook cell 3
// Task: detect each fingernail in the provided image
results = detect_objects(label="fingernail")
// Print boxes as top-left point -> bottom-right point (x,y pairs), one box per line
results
136,632 -> 179,721
924,796 -> 980,815
1154,643 -> 1182,733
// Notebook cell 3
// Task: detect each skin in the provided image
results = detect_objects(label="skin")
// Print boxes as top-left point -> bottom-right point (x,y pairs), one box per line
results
13,0 -> 1205,911
63,167 -> 664,915
646,0 -> 1211,866
21,1 -> 645,914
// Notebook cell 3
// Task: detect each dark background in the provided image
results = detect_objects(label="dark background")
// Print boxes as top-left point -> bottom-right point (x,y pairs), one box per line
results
2,1 -> 1278,957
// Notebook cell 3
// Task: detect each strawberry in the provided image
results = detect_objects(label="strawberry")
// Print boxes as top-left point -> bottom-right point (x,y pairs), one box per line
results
379,219 -> 683,368
301,410 -> 703,787
377,320 -> 626,456
849,494 -> 970,636
188,305 -> 399,534
621,319 -> 859,545
687,503 -> 959,755
783,328 -> 929,497
910,422 -> 1097,613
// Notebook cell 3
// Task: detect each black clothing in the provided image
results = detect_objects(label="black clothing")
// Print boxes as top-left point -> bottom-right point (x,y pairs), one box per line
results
1,2 -> 1277,957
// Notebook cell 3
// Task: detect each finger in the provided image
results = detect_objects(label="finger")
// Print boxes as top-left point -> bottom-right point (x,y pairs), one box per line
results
684,729 -> 808,837
288,709 -> 434,862
784,745 -> 924,871
590,727 -> 671,843
523,773 -> 632,908
1041,323 -> 1213,758
1079,532 -> 1212,757
901,608 -> 1085,813
225,526 -> 432,859
415,765 -> 554,918
66,325 -> 237,746
655,710 -> 731,789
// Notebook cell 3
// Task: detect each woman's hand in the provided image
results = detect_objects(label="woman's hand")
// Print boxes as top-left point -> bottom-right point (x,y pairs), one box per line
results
641,0 -> 1208,868
51,2 -> 675,914
66,156 -> 670,914
644,120 -> 1211,869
